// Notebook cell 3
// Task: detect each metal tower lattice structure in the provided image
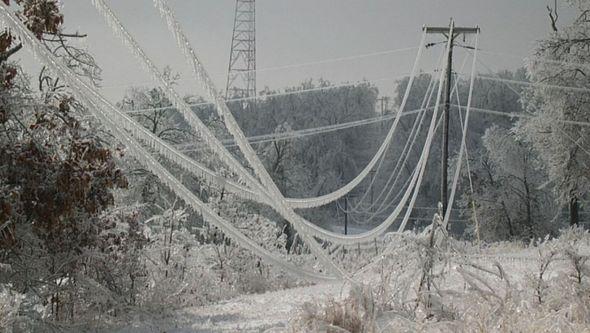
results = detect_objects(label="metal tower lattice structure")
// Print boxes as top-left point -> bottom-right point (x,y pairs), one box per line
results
226,0 -> 256,104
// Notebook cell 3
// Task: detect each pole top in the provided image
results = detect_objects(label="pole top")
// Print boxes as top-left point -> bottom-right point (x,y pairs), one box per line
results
423,26 -> 480,34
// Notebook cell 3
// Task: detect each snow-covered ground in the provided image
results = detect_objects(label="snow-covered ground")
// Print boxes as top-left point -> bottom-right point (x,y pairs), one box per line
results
174,282 -> 347,332
114,281 -> 346,332
113,234 -> 590,333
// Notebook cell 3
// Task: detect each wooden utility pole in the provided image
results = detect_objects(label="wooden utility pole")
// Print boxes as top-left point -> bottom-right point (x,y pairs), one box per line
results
377,96 -> 390,133
369,170 -> 376,205
344,195 -> 348,235
424,19 -> 479,224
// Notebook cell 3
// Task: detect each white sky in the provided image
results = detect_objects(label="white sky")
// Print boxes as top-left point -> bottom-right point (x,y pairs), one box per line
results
15,0 -> 578,102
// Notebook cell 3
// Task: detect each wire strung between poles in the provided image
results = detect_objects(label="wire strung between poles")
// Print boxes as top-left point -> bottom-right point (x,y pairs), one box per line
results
92,0 -> 459,249
152,0 -> 430,210
348,52 -> 471,226
348,72 -> 438,217
346,53 -> 466,224
347,73 -> 438,216
92,0 -> 347,277
0,3 -> 338,283
122,73 -> 417,115
149,0 -> 445,245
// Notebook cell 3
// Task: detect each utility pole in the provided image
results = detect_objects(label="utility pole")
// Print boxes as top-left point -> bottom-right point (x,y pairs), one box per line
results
378,96 -> 389,115
424,19 -> 479,225
377,96 -> 389,133
344,195 -> 348,235
369,170 -> 375,205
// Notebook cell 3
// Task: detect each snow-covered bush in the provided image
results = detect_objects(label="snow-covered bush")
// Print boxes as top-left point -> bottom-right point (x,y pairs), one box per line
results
0,284 -> 24,332
289,284 -> 377,333
293,226 -> 590,332
202,196 -> 304,295
134,208 -> 220,310
449,232 -> 590,332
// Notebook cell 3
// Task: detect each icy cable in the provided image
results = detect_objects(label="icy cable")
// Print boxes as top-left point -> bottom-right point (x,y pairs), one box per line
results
396,24 -> 456,233
348,47 -> 447,216
349,99 -> 436,222
144,0 -> 433,247
97,0 -> 452,248
330,36 -> 451,241
355,115 -> 449,225
91,0 -> 347,276
297,66 -> 431,210
149,0 -> 443,245
454,72 -> 481,245
0,3 -> 336,283
89,0 -> 268,201
43,0 -> 416,250
348,67 -> 438,217
123,73 -> 415,115
341,50 -> 447,233
152,0 -> 428,210
360,88 -> 441,219
176,107 -> 430,153
347,78 -> 435,215
380,53 -> 467,224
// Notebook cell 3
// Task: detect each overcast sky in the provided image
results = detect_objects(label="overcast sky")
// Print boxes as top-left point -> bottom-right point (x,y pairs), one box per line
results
17,0 -> 577,102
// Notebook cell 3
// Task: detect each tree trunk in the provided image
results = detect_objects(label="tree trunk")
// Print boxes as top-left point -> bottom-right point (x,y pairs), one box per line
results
569,196 -> 579,226
523,175 -> 534,238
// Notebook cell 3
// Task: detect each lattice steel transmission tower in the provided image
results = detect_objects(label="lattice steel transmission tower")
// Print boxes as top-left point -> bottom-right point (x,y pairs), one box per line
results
226,0 -> 256,107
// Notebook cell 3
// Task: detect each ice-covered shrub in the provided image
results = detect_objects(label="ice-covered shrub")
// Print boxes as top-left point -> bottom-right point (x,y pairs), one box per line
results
289,284 -> 377,333
0,284 -> 24,332
295,226 -> 590,332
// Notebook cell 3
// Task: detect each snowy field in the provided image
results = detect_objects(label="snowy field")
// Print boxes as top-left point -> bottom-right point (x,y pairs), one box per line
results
109,229 -> 590,332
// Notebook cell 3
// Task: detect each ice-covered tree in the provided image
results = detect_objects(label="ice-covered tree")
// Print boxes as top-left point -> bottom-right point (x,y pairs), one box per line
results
0,0 -> 139,326
261,122 -> 293,193
119,67 -> 190,144
462,126 -> 557,241
518,0 -> 590,226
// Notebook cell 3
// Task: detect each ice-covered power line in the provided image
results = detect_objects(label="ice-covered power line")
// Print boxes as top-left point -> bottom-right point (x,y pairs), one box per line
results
349,51 -> 468,220
123,73 -> 417,115
459,106 -> 590,127
348,88 -> 432,215
118,71 -> 590,116
135,0 -> 444,252
155,0 -> 446,244
479,49 -> 590,70
463,73 -> 590,94
176,107 -> 429,153
155,0 -> 469,248
0,3 -> 339,283
74,5 -> 446,248
98,46 -> 418,90
95,0 -> 350,276
348,52 -> 445,217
